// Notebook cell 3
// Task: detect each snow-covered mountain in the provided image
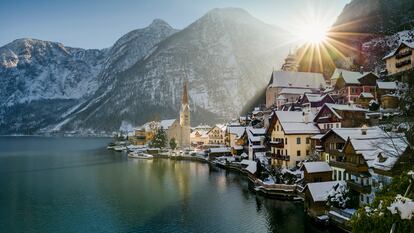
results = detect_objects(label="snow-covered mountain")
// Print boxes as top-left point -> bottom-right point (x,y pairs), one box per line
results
0,8 -> 289,134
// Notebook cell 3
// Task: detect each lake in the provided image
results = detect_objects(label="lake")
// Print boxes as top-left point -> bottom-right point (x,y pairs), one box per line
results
0,137 -> 330,233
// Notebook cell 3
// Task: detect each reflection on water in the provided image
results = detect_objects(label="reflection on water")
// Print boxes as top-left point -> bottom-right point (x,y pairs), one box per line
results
0,137 -> 329,233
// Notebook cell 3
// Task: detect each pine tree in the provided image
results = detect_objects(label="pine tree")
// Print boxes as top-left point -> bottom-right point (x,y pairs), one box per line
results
152,127 -> 167,148
169,137 -> 177,150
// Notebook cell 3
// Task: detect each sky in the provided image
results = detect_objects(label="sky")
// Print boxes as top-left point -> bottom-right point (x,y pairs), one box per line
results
0,0 -> 350,49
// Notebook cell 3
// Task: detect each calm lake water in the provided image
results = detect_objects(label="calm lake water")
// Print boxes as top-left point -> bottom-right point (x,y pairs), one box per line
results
0,137 -> 330,233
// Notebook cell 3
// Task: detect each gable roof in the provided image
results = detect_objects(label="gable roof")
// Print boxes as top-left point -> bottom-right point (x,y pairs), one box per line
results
160,119 -> 177,130
269,71 -> 326,89
305,181 -> 342,202
228,126 -> 246,139
359,92 -> 374,98
322,126 -> 385,141
302,161 -> 332,173
275,111 -> 320,134
383,41 -> 414,60
377,81 -> 398,90
316,103 -> 367,120
280,88 -> 313,95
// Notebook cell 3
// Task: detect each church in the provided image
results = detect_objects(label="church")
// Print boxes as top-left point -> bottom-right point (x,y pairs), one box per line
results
160,81 -> 191,148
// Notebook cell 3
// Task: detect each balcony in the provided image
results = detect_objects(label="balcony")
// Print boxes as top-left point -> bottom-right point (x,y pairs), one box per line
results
345,162 -> 368,173
396,59 -> 411,68
396,50 -> 412,59
329,160 -> 347,169
266,152 -> 290,161
268,141 -> 284,148
347,180 -> 371,194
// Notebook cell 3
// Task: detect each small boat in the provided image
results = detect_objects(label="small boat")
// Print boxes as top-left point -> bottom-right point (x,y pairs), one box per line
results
128,152 -> 153,159
113,146 -> 125,152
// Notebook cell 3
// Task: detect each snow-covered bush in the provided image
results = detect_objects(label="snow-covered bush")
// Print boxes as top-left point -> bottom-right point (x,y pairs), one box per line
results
327,181 -> 350,209
387,195 -> 414,220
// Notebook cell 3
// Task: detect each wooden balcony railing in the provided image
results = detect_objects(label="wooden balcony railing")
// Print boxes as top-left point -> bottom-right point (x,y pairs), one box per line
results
396,50 -> 412,59
266,152 -> 290,161
347,180 -> 371,194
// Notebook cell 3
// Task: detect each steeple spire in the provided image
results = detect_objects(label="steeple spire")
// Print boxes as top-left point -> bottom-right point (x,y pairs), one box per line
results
182,80 -> 189,105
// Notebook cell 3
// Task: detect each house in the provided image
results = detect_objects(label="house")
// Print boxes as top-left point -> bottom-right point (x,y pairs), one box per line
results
321,126 -> 411,206
243,127 -> 266,160
190,129 -> 209,147
333,70 -> 378,104
313,103 -> 369,133
266,111 -> 320,168
301,161 -> 332,184
297,93 -> 335,113
207,124 -> 227,145
130,121 -> 158,145
376,81 -> 400,109
356,92 -> 375,108
227,126 -> 246,154
266,71 -> 326,108
383,41 -> 414,77
303,181 -> 342,218
320,127 -> 385,182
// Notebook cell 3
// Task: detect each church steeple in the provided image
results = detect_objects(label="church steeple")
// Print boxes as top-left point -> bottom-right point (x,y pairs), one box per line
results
182,80 -> 189,106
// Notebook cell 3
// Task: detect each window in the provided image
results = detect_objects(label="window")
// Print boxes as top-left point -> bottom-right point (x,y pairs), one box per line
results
296,137 -> 301,144
276,125 -> 279,131
336,123 -> 339,128
285,138 -> 288,145
297,150 -> 301,156
306,137 -> 310,144
285,150 -> 287,155
338,171 -> 342,180
366,196 -> 370,203
306,150 -> 309,155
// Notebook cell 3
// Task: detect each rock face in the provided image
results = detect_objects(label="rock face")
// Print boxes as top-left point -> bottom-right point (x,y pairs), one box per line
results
0,8 -> 289,134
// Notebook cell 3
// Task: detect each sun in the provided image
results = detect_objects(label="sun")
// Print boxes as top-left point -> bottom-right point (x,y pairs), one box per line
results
294,21 -> 329,45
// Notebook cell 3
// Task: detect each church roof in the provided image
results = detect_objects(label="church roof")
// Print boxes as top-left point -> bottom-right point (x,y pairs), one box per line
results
269,71 -> 326,89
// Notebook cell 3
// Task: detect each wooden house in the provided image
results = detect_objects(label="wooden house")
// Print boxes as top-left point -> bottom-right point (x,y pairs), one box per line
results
303,181 -> 342,217
301,161 -> 332,184
313,103 -> 369,133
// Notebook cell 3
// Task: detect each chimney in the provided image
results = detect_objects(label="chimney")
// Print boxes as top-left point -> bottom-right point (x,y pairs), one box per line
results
302,111 -> 309,123
361,124 -> 368,135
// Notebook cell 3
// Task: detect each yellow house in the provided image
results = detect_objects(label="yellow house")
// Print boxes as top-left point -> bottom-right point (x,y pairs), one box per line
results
267,111 -> 320,168
383,41 -> 414,76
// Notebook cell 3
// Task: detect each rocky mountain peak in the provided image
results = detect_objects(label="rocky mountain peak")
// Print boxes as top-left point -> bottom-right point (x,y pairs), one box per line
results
149,18 -> 172,29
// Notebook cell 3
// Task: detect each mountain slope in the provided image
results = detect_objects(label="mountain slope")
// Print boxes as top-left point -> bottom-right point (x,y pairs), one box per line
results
0,39 -> 106,134
60,8 -> 289,133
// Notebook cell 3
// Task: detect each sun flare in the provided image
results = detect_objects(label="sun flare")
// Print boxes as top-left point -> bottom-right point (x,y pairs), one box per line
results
293,21 -> 329,45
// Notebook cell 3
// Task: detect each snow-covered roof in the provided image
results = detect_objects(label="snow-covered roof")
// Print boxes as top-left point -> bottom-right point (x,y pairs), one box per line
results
228,126 -> 246,138
209,147 -> 231,153
246,127 -> 266,143
277,95 -> 287,100
280,88 -> 312,95
311,134 -> 325,140
383,41 -> 414,60
323,103 -> 367,119
326,126 -> 386,141
303,93 -> 329,103
306,181 -> 342,202
377,81 -> 398,90
275,111 -> 320,134
351,135 -> 408,170
216,124 -> 227,131
302,161 -> 332,173
270,71 -> 326,89
241,159 -> 257,174
359,92 -> 374,98
339,70 -> 371,84
190,129 -> 208,138
160,119 -> 176,130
